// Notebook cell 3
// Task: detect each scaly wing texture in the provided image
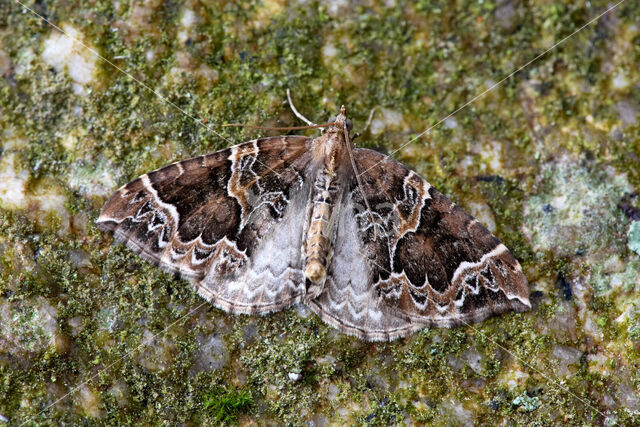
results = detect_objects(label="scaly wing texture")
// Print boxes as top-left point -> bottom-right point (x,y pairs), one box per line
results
97,136 -> 314,314
308,148 -> 530,341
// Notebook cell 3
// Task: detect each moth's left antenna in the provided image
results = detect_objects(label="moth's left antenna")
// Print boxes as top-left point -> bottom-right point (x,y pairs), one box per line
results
287,89 -> 317,127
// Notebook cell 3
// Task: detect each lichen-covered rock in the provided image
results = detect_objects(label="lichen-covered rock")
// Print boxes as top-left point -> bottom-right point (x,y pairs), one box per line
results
523,161 -> 632,258
550,345 -> 582,378
1,0 -> 639,424
135,329 -> 176,372
0,132 -> 28,209
41,25 -> 96,95
0,297 -> 64,357
629,221 -> 640,256
75,385 -> 102,418
190,334 -> 229,374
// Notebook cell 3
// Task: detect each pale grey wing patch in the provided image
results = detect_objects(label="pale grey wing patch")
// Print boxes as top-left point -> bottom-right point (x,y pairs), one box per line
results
307,196 -> 426,341
195,179 -> 312,315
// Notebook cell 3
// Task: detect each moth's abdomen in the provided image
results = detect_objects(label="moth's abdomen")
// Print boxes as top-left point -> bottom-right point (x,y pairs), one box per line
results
304,173 -> 341,283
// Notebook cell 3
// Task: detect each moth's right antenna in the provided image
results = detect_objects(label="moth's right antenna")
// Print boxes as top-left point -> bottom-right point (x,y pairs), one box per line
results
352,107 -> 378,141
340,107 -> 378,241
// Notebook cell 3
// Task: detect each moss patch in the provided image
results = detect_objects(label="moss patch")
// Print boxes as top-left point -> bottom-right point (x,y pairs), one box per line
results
203,386 -> 253,425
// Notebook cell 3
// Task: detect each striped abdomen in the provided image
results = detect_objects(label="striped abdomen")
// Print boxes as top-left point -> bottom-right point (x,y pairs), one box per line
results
304,172 -> 341,283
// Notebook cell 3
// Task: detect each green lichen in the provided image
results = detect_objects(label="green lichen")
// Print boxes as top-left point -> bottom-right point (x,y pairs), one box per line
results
512,392 -> 541,413
629,221 -> 640,256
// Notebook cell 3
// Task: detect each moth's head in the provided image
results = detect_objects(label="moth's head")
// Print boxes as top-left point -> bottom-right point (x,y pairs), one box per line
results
325,105 -> 353,136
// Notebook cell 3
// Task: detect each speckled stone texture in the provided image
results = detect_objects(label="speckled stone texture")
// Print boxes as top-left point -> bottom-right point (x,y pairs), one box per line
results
1,0 -> 639,424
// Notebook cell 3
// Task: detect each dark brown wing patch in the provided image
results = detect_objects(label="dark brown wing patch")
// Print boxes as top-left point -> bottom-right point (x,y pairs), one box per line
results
308,148 -> 530,340
98,135 -> 315,314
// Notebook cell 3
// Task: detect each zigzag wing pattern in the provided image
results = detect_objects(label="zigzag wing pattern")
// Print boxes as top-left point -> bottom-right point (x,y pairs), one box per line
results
97,135 -> 315,314
309,148 -> 530,341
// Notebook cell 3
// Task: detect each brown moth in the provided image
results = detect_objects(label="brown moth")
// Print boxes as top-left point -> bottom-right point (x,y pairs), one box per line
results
97,106 -> 530,341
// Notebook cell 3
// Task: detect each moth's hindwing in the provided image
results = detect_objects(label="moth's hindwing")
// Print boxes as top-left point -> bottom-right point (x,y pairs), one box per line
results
97,135 -> 315,314
308,148 -> 530,341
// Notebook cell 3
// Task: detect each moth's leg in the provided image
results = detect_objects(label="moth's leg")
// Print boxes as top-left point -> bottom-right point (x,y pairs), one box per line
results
352,107 -> 378,142
286,88 -> 317,126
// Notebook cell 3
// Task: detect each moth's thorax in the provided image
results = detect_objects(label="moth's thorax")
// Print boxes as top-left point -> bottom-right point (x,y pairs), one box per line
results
311,131 -> 349,173
310,105 -> 353,172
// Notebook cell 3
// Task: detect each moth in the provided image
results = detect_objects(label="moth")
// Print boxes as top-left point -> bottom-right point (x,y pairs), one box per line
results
97,106 -> 530,341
